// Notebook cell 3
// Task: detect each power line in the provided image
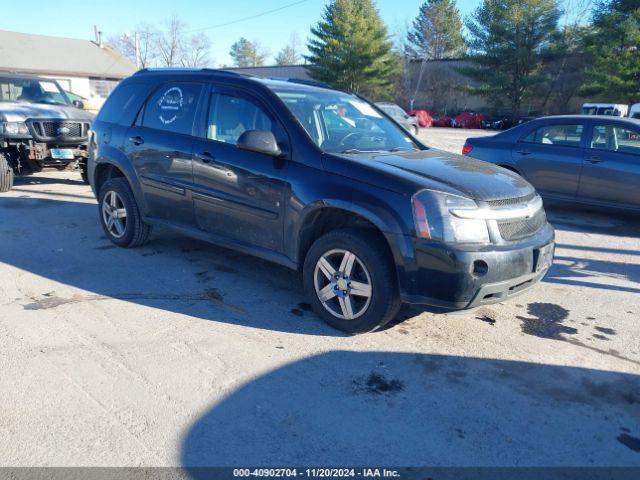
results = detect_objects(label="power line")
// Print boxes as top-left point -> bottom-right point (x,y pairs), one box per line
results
190,0 -> 313,33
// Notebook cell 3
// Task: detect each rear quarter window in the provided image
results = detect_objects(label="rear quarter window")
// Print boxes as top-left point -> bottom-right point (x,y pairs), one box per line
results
96,83 -> 147,126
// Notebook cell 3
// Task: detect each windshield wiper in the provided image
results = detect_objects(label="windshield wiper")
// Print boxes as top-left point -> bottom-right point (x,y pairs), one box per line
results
341,148 -> 390,154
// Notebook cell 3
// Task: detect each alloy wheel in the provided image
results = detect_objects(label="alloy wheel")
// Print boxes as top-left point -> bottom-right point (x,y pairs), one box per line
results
101,190 -> 127,239
313,249 -> 372,320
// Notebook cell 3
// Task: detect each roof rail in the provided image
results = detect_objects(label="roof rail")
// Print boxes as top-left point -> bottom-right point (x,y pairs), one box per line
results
133,67 -> 248,77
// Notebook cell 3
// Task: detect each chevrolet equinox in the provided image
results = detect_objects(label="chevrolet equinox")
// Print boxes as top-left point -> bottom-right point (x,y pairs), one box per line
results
88,69 -> 555,333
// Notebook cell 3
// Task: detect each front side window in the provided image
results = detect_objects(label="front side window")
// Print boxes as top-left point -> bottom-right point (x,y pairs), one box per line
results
522,124 -> 583,147
273,88 -> 417,154
206,93 -> 273,145
142,83 -> 202,136
591,124 -> 640,155
0,77 -> 69,106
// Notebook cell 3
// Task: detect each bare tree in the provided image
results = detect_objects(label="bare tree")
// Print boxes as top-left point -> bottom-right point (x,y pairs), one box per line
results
109,16 -> 212,69
156,16 -> 186,67
274,33 -> 302,65
182,33 -> 212,67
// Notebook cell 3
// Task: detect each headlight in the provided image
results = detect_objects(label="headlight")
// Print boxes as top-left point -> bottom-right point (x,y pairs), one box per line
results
411,190 -> 490,244
1,122 -> 30,136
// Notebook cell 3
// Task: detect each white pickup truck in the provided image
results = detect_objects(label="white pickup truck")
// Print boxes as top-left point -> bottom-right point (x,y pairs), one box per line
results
581,102 -> 640,119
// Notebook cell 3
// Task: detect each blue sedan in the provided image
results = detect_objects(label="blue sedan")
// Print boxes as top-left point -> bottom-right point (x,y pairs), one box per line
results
463,115 -> 640,212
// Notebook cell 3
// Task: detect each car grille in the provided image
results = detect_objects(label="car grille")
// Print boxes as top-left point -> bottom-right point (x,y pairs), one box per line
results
497,208 -> 546,241
486,192 -> 536,208
29,120 -> 89,141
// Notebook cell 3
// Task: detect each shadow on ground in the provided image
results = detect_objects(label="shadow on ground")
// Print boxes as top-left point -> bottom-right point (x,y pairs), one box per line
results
180,351 -> 640,469
0,196 -> 337,336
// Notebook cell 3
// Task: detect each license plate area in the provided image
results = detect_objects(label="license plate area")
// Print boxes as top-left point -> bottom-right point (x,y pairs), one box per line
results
50,148 -> 75,160
533,244 -> 553,272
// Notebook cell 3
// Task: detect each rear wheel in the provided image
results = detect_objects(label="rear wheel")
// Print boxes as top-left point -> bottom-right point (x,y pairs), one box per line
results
98,177 -> 152,247
0,153 -> 14,193
303,228 -> 401,334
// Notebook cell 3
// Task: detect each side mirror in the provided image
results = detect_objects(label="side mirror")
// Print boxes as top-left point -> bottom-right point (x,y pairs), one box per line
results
237,130 -> 282,157
72,100 -> 84,109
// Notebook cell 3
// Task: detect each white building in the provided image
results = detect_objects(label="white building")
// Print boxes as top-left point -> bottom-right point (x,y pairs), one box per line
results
0,29 -> 136,106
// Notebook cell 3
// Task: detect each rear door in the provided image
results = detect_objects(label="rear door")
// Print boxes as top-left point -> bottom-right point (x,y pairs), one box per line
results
512,121 -> 586,198
578,121 -> 640,208
190,85 -> 290,252
125,82 -> 204,227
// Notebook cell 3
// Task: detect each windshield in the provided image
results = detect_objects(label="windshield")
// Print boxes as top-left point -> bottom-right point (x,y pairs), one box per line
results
0,77 -> 70,106
273,88 -> 419,154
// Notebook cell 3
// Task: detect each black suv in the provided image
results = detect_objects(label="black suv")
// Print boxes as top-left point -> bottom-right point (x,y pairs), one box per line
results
88,69 -> 555,333
0,74 -> 93,192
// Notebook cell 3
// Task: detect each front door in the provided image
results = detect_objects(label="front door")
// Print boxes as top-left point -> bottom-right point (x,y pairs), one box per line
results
126,82 -> 204,227
512,122 -> 586,198
578,122 -> 640,208
191,87 -> 290,252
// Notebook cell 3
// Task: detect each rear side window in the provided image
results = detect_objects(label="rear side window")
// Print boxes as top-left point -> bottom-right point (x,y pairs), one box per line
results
97,83 -> 145,125
142,83 -> 203,136
522,124 -> 583,147
591,124 -> 640,155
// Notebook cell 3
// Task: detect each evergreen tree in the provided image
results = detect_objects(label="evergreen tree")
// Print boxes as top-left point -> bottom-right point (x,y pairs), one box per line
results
406,0 -> 465,60
305,0 -> 397,97
229,38 -> 267,67
459,0 -> 561,118
580,0 -> 640,103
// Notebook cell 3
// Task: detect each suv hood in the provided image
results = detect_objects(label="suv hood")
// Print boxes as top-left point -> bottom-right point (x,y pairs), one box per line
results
329,148 -> 535,202
0,102 -> 94,122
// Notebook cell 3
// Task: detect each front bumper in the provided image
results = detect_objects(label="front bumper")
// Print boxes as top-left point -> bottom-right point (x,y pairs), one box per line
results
392,223 -> 555,310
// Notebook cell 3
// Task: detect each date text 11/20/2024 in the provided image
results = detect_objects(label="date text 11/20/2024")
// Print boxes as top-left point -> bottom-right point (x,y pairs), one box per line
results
232,468 -> 401,478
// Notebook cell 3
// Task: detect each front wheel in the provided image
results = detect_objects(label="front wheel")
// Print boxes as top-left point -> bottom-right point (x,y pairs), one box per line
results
98,177 -> 152,247
0,153 -> 14,193
79,160 -> 89,184
303,228 -> 401,334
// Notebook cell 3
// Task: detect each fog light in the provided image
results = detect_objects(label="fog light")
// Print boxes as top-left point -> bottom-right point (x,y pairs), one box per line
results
472,260 -> 488,277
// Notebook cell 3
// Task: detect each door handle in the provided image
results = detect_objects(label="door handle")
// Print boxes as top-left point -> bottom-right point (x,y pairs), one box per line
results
197,151 -> 215,164
586,155 -> 602,163
129,136 -> 144,146
516,150 -> 532,156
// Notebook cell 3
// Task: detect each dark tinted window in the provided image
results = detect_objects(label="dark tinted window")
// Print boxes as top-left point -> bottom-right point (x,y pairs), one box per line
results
522,124 -> 583,147
142,83 -> 202,135
591,124 -> 640,155
97,83 -> 145,125
206,93 -> 273,145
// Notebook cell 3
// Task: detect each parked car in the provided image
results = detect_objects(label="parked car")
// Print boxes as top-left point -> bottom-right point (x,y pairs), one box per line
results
0,74 -> 93,192
88,68 -> 554,333
375,102 -> 420,135
408,109 -> 433,128
432,115 -> 453,128
453,112 -> 485,129
580,103 -> 628,117
463,115 -> 640,212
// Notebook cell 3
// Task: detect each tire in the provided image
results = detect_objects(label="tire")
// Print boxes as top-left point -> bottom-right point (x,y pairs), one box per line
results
98,177 -> 152,247
80,161 -> 89,184
303,228 -> 401,334
0,153 -> 14,193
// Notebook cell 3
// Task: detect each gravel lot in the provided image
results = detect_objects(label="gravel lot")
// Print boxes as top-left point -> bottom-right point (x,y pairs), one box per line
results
1,128 -> 639,467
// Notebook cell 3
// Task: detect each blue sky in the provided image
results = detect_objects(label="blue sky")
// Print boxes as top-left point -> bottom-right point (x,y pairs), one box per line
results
1,0 -> 480,66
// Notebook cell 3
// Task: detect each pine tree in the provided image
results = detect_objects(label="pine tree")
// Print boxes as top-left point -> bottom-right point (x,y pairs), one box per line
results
580,0 -> 640,104
459,0 -> 561,118
305,0 -> 397,97
406,0 -> 465,60
229,38 -> 267,67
